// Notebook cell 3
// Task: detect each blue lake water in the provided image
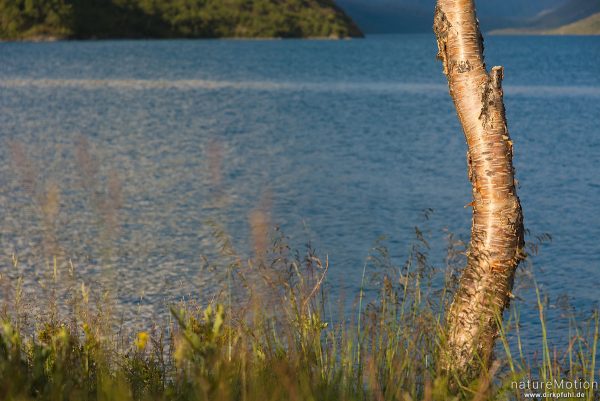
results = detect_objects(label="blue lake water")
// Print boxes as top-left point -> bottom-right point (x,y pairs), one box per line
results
0,35 -> 599,351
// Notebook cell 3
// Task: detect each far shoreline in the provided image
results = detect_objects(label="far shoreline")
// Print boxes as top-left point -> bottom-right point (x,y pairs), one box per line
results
0,34 -> 363,43
490,30 -> 600,36
4,31 -> 600,44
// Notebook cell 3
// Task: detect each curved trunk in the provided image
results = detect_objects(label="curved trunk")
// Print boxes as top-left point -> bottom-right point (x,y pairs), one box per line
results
433,0 -> 525,382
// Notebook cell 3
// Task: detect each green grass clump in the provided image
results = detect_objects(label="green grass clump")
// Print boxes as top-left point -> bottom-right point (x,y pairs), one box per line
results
1,227 -> 598,401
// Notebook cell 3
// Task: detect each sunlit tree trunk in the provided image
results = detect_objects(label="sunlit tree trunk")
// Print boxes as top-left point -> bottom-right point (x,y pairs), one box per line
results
433,0 -> 525,382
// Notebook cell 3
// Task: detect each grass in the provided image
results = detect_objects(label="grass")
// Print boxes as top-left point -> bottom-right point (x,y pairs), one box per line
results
1,139 -> 599,400
1,225 -> 599,401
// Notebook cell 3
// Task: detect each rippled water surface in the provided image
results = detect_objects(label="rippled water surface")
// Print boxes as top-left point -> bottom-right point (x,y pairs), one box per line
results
1,35 -> 599,346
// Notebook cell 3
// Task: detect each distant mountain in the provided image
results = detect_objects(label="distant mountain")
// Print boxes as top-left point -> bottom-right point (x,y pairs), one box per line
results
335,0 -> 596,34
334,1 -> 431,33
492,12 -> 600,35
545,12 -> 600,34
521,0 -> 600,29
0,0 -> 363,40
490,0 -> 600,35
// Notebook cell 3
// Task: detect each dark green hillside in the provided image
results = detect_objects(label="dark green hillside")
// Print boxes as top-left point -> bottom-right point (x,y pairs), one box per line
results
0,0 -> 363,40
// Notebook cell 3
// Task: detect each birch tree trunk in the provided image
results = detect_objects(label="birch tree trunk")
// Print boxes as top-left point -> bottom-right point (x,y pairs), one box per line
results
433,0 -> 525,382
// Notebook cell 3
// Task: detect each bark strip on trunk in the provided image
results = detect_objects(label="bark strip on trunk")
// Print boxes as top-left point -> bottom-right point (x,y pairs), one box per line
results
433,0 -> 525,382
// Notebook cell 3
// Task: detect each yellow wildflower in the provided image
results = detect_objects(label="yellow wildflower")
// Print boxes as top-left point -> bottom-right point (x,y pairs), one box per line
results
135,331 -> 149,351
